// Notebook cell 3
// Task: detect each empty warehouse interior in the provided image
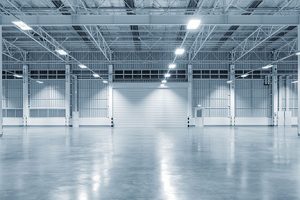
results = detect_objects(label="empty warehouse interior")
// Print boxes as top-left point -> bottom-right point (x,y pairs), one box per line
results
1,0 -> 300,199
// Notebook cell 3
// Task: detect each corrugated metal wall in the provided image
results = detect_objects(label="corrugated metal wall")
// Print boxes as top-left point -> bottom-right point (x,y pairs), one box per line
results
193,80 -> 229,117
281,80 -> 297,117
235,80 -> 271,117
29,80 -> 66,117
2,80 -> 23,117
78,80 -> 108,118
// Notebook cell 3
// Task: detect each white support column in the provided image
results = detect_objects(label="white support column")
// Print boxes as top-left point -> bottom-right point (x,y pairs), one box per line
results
272,65 -> 278,126
229,64 -> 235,126
22,64 -> 29,126
65,64 -> 71,126
108,64 -> 113,127
278,76 -> 283,112
0,26 -> 3,136
72,76 -> 79,127
286,76 -> 290,112
298,25 -> 300,135
187,64 -> 192,127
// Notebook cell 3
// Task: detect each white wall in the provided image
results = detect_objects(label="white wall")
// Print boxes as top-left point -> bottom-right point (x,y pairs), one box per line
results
28,79 -> 66,125
78,80 -> 108,118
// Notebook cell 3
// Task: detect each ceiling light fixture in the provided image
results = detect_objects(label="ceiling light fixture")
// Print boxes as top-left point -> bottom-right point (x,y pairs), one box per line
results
227,80 -> 233,84
175,48 -> 185,55
164,73 -> 171,78
296,52 -> 300,56
55,49 -> 68,56
262,64 -> 273,69
12,20 -> 32,31
78,64 -> 87,69
292,80 -> 298,84
93,73 -> 100,78
13,74 -> 23,78
187,19 -> 201,30
168,63 -> 176,69
102,80 -> 108,84
241,74 -> 249,78
36,80 -> 44,84
161,80 -> 167,84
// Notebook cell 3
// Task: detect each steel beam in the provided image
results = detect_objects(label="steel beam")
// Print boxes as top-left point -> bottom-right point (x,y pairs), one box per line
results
232,26 -> 285,62
3,39 -> 27,62
189,25 -> 216,61
1,15 -> 300,26
83,25 -> 112,61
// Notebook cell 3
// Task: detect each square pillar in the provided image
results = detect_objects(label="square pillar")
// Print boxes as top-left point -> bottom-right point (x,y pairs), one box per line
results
72,76 -> 79,128
272,65 -> 278,126
297,25 -> 300,136
22,64 -> 29,126
187,64 -> 192,127
229,64 -> 235,126
108,64 -> 113,127
0,26 -> 3,136
65,64 -> 71,126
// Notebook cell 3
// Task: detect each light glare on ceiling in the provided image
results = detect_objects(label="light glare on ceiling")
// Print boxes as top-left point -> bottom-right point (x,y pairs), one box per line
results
175,48 -> 185,55
164,73 -> 171,78
187,19 -> 201,30
168,64 -> 176,69
79,64 -> 87,69
262,64 -> 273,69
55,49 -> 68,56
93,73 -> 100,78
12,20 -> 32,31
13,74 -> 23,78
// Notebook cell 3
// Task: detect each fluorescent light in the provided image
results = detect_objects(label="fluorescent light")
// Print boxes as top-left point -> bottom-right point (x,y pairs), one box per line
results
13,74 -> 22,78
175,48 -> 185,55
78,64 -> 87,69
187,19 -> 201,30
292,80 -> 298,84
160,83 -> 166,87
296,52 -> 300,56
161,80 -> 167,84
12,20 -> 32,31
168,63 -> 176,69
102,80 -> 108,84
227,80 -> 233,84
241,74 -> 249,78
164,73 -> 171,78
262,64 -> 273,69
36,80 -> 44,84
93,73 -> 100,78
55,49 -> 68,56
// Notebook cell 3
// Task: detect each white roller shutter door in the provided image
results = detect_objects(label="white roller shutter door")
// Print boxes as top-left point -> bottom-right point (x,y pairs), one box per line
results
113,84 -> 188,127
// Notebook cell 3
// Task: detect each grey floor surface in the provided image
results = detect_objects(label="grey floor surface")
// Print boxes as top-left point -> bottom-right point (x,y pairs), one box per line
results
0,126 -> 300,200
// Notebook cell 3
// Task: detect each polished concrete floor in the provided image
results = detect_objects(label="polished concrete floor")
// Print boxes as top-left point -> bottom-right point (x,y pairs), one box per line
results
0,126 -> 300,200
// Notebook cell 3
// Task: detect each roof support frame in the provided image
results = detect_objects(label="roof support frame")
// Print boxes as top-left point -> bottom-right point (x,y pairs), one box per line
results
232,26 -> 286,62
1,15 -> 300,26
83,25 -> 112,61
